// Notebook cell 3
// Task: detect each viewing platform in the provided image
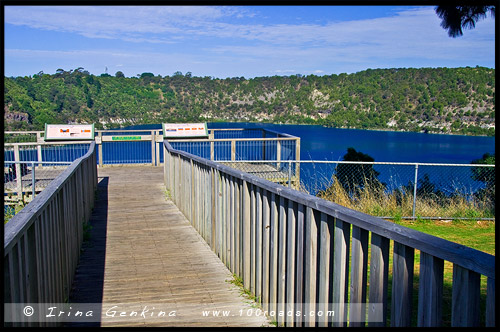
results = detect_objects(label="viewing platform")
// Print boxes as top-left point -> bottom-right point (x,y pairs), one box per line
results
4,126 -> 495,327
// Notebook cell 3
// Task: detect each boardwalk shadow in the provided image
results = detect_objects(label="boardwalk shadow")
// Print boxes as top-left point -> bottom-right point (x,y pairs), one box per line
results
66,176 -> 109,327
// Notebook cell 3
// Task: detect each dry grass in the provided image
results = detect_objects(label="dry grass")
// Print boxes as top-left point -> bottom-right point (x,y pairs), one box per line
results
315,175 -> 494,220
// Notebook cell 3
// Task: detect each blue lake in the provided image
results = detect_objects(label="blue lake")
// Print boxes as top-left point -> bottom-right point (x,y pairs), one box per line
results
121,122 -> 495,195
205,122 -> 495,164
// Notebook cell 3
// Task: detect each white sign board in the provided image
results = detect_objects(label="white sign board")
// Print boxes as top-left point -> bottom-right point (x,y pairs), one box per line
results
44,124 -> 95,141
162,123 -> 208,138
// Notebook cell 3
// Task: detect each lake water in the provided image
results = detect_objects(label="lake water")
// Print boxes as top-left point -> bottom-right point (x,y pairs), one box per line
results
206,122 -> 495,164
123,122 -> 495,195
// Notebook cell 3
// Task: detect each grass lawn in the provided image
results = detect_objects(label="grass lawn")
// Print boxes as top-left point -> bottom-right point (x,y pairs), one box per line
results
392,218 -> 495,255
381,218 -> 494,326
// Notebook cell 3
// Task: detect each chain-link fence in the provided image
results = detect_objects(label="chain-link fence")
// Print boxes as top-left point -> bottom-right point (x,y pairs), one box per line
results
221,160 -> 495,221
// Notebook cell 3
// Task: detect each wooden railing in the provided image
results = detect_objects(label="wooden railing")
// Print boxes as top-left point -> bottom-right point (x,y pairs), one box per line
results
4,142 -> 98,326
163,139 -> 495,327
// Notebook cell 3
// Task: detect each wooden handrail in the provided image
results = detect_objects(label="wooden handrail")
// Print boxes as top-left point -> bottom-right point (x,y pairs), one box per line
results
163,139 -> 495,327
4,142 -> 98,326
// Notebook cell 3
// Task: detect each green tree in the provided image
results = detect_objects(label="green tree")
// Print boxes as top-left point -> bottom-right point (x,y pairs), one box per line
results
471,153 -> 495,186
86,94 -> 94,108
335,147 -> 384,195
471,153 -> 495,212
140,72 -> 154,78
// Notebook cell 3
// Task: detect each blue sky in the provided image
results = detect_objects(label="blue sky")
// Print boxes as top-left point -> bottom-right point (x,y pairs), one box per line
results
3,5 -> 495,78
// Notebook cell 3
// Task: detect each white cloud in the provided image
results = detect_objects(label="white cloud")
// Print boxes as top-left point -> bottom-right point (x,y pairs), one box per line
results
4,6 -> 495,78
5,6 -> 494,50
4,6 -> 253,43
273,69 -> 296,73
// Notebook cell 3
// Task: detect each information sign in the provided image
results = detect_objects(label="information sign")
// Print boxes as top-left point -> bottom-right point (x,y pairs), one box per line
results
44,124 -> 95,141
162,123 -> 208,138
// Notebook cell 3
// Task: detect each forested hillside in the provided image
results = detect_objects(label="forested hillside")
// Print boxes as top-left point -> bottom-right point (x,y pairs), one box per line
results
4,66 -> 495,136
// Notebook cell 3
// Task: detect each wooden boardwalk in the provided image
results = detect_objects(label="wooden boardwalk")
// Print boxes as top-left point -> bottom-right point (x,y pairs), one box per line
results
69,165 -> 270,327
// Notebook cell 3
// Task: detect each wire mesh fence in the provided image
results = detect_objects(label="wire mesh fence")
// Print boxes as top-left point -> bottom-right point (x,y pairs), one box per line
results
221,160 -> 495,221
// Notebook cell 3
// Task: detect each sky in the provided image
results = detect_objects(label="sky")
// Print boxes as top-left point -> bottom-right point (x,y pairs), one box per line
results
3,5 -> 496,79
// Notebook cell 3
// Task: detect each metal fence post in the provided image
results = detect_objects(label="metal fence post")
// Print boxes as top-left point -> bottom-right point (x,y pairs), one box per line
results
412,164 -> 419,219
32,161 -> 36,199
288,161 -> 292,188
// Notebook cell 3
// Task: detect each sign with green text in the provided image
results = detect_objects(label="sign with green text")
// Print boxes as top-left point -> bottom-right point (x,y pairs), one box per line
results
111,136 -> 142,141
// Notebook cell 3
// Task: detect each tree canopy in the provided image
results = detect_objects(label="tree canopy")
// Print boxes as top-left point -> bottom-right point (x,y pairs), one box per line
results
3,66 -> 495,136
335,147 -> 384,195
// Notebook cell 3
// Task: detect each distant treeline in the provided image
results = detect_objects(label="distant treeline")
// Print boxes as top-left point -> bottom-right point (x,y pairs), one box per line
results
4,66 -> 495,136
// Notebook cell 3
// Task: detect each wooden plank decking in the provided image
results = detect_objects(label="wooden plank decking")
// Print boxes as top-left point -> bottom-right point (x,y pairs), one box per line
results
69,165 -> 271,327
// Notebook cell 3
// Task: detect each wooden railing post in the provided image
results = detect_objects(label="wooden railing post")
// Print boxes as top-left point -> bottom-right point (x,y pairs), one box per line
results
242,180 -> 251,289
210,140 -> 215,161
277,196 -> 287,326
151,130 -> 155,166
349,225 -> 369,327
250,184 -> 256,293
155,130 -> 161,166
485,278 -> 495,327
234,178 -> 241,277
285,200 -> 297,327
211,168 -> 216,251
269,192 -> 279,320
451,265 -> 480,327
368,234 -> 389,327
332,219 -> 350,327
36,132 -> 43,165
418,253 -> 444,326
317,212 -> 332,327
303,207 -> 318,327
255,187 -> 263,303
261,189 -> 271,313
294,203 -> 305,327
391,242 -> 415,327
231,139 -> 236,161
